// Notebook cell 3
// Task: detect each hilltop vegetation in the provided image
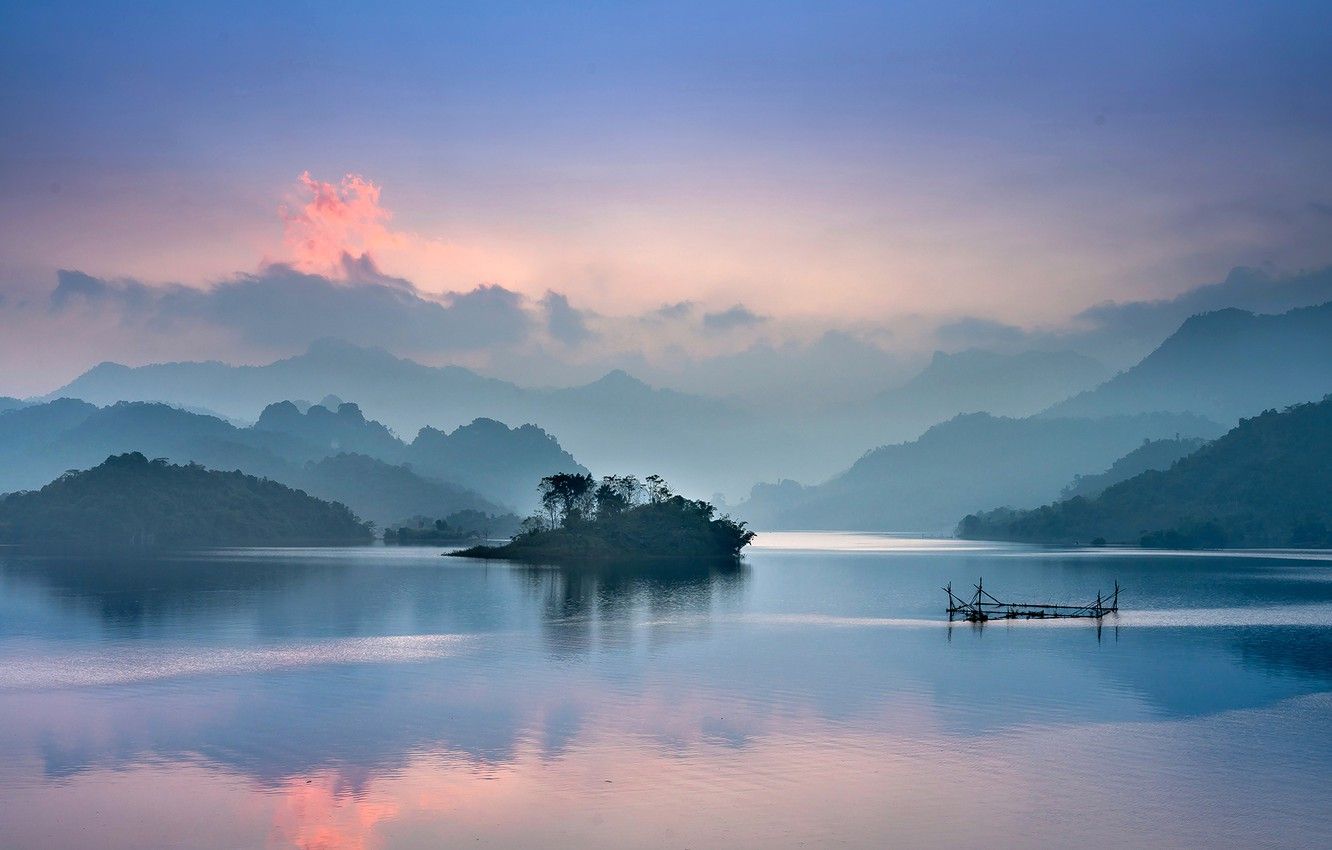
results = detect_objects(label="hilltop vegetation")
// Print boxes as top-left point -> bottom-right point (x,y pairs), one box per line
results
959,398 -> 1332,548
0,453 -> 373,547
454,473 -> 755,562
1060,436 -> 1208,500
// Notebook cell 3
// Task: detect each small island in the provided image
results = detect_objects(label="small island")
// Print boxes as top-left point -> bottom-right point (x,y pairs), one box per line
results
451,473 -> 755,562
0,452 -> 374,548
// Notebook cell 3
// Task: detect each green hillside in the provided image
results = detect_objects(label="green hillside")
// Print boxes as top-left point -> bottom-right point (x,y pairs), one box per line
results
959,398 -> 1332,548
1060,436 -> 1208,500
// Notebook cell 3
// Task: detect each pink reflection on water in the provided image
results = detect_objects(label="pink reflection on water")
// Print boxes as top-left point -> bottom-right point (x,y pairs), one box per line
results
269,774 -> 401,850
2,693 -> 1328,849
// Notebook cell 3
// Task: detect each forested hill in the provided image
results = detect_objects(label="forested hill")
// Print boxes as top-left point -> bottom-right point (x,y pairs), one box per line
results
0,453 -> 373,547
959,397 -> 1332,548
1060,436 -> 1208,500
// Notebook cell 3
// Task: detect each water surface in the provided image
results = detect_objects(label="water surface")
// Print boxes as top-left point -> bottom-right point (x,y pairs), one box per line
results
2,534 -> 1330,849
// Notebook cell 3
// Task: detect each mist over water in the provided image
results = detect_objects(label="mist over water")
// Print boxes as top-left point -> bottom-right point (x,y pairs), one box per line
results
2,536 -> 1330,849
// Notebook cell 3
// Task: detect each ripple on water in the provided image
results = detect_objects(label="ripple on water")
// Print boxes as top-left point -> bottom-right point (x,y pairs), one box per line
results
0,633 -> 476,690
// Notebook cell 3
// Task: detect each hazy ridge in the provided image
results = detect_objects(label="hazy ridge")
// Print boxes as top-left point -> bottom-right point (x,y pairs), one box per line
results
0,399 -> 583,525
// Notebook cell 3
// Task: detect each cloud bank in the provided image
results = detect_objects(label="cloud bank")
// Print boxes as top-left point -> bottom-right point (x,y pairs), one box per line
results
50,261 -> 533,352
6,250 -> 1332,406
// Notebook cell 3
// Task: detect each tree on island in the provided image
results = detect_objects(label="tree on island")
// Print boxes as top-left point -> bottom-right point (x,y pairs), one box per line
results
453,472 -> 755,561
538,472 -> 595,526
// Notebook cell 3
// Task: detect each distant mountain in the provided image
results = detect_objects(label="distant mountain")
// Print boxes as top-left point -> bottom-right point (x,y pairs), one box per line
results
1061,436 -> 1208,501
851,349 -> 1108,438
1045,303 -> 1332,423
246,401 -> 585,511
960,397 -> 1332,548
255,400 -> 406,461
0,400 -> 525,524
0,400 -> 301,490
287,453 -> 499,526
406,418 -> 586,510
47,339 -> 784,496
51,339 -> 514,424
1061,265 -> 1332,367
0,399 -> 100,476
0,452 -> 373,547
0,397 -> 26,413
740,410 -> 1224,533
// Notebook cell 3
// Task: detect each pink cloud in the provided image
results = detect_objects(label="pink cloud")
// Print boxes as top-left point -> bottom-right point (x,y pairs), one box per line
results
277,172 -> 533,293
280,172 -> 401,277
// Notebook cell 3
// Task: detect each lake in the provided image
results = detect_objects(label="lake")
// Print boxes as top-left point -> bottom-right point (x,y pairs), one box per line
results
2,533 -> 1331,849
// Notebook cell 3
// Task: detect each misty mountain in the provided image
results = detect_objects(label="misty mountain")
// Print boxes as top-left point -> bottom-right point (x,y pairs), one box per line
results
48,339 -> 800,497
0,400 -> 305,486
1060,436 -> 1208,501
740,410 -> 1224,533
287,453 -> 500,526
0,400 -> 562,524
248,400 -> 585,510
0,397 -> 26,413
406,418 -> 585,509
960,397 -> 1332,548
1061,266 -> 1332,367
0,398 -> 100,465
255,400 -> 406,460
836,349 -> 1108,443
1045,302 -> 1332,423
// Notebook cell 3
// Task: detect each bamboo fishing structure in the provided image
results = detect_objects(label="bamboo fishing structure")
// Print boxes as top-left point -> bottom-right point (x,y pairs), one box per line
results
944,578 -> 1119,622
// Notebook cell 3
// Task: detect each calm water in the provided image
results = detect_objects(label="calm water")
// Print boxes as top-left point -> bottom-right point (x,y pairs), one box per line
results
2,534 -> 1331,849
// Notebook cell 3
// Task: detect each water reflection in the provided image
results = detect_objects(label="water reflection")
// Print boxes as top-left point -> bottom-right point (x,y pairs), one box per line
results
1,540 -> 1331,848
512,559 -> 747,656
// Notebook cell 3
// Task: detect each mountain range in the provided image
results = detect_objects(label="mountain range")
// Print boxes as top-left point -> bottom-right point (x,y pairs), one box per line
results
740,410 -> 1223,533
44,339 -> 1123,497
49,339 -> 778,497
0,398 -> 584,525
22,298 -> 1332,528
742,300 -> 1332,532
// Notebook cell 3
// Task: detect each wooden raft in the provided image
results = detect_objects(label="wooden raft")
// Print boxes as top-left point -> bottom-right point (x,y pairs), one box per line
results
945,578 -> 1119,622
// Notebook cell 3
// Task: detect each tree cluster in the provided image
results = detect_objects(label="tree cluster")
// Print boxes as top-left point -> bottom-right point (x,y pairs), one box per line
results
534,473 -> 676,529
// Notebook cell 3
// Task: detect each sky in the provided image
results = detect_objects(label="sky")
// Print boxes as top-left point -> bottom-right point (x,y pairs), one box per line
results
2,0 -> 1332,396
